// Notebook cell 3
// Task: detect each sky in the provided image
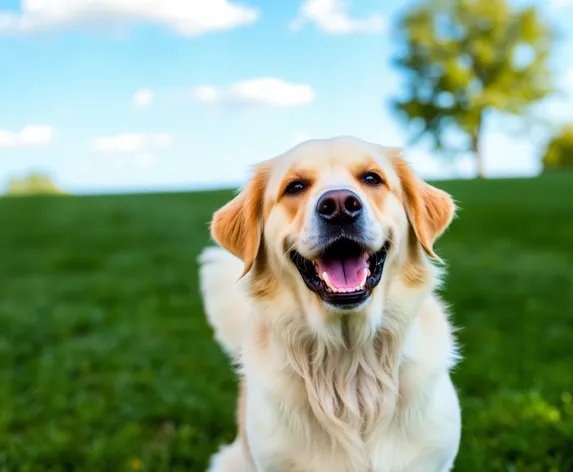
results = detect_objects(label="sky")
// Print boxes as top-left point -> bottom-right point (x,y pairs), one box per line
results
0,0 -> 572,194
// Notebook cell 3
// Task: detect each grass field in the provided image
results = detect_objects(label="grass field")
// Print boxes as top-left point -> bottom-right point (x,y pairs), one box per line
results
0,172 -> 572,471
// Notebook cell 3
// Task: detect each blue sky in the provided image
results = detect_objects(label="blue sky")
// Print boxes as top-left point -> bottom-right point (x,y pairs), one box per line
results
0,0 -> 572,194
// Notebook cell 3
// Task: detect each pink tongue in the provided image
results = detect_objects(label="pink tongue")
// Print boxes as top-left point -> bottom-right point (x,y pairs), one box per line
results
316,253 -> 368,289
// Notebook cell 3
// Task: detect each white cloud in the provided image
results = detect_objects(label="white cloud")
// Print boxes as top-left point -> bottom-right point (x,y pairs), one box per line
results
0,125 -> 53,148
92,132 -> 172,154
289,0 -> 386,34
133,88 -> 154,109
548,0 -> 573,10
0,0 -> 259,36
110,153 -> 158,170
194,78 -> 315,108
75,152 -> 158,176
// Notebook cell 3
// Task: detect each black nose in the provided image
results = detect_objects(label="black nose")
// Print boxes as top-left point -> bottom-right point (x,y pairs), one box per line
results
316,189 -> 363,225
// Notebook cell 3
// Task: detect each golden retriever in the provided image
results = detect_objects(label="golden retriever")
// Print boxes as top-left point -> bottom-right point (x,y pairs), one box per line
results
198,136 -> 461,472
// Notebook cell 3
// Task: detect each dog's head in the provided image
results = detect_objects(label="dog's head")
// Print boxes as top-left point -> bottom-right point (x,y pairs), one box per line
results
210,137 -> 455,326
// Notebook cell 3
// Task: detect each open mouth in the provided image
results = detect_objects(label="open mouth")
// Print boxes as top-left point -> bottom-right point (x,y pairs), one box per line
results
290,238 -> 388,309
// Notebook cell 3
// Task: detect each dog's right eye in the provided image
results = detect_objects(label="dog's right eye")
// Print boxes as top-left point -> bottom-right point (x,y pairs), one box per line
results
362,172 -> 384,187
285,181 -> 307,196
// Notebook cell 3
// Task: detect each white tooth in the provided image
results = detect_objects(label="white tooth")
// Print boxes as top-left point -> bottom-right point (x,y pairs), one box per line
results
355,286 -> 361,291
367,269 -> 371,277
322,272 -> 336,293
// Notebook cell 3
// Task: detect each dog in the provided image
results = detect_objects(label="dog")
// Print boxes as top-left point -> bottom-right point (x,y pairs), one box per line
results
198,136 -> 461,472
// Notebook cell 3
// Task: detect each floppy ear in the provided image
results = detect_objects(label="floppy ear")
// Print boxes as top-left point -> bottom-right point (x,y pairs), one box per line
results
393,155 -> 456,260
210,164 -> 268,276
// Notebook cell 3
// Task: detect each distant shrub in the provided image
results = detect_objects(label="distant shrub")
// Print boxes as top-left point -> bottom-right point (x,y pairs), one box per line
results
5,172 -> 65,196
457,390 -> 573,471
543,125 -> 573,170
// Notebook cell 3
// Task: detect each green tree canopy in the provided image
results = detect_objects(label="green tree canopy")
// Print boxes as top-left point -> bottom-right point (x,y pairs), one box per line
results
542,124 -> 573,170
392,0 -> 555,178
5,172 -> 65,196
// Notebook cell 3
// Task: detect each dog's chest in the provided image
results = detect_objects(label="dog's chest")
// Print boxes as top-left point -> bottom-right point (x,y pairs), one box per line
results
246,371 -> 460,472
249,409 -> 449,472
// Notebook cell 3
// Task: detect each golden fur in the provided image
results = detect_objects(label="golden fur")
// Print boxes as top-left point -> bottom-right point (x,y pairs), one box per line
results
199,136 -> 461,472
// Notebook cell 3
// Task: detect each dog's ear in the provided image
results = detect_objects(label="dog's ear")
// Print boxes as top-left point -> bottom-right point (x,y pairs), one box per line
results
392,155 -> 456,260
210,163 -> 269,276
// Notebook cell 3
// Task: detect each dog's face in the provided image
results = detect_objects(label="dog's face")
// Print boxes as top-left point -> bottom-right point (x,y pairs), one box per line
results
210,137 -> 455,321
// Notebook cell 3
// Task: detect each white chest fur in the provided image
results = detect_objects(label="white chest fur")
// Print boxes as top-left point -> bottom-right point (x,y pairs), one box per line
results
242,296 -> 462,472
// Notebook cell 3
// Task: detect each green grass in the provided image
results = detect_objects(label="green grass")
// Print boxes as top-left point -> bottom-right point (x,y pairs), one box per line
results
0,172 -> 572,471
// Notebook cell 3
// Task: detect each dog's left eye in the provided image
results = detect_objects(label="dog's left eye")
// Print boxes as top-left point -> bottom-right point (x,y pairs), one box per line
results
362,172 -> 383,186
285,181 -> 307,195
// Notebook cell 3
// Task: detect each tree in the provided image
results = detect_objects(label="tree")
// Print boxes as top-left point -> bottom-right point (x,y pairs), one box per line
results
391,0 -> 555,178
5,172 -> 65,196
542,124 -> 573,170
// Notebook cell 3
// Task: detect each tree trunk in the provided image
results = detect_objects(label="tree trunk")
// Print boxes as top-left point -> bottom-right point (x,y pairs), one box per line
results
471,119 -> 485,179
472,138 -> 485,179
